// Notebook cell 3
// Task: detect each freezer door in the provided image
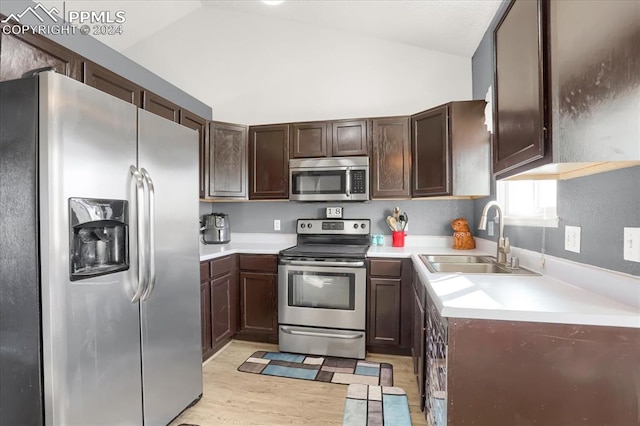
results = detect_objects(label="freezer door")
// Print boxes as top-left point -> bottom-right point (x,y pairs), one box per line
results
38,72 -> 143,425
138,109 -> 203,425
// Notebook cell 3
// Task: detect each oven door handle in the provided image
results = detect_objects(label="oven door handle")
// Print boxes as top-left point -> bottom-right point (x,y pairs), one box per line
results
280,326 -> 364,340
280,259 -> 365,268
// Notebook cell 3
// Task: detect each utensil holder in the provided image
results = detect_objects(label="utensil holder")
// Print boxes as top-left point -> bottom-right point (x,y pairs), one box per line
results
392,231 -> 405,247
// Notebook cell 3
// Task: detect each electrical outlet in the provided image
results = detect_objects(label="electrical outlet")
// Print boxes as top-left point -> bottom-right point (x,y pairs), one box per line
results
623,227 -> 640,262
487,221 -> 494,237
274,219 -> 281,231
564,225 -> 581,253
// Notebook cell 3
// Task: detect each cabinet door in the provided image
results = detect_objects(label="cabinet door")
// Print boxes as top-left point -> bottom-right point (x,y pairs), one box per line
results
200,280 -> 212,360
239,272 -> 277,335
331,119 -> 369,157
425,294 -> 448,426
411,105 -> 451,197
368,278 -> 402,346
208,122 -> 248,198
413,288 -> 426,412
248,125 -> 290,200
143,90 -> 180,123
211,273 -> 233,351
371,117 -> 411,199
83,61 -> 142,106
180,110 -> 208,199
291,122 -> 330,158
0,25 -> 82,81
493,0 -> 549,176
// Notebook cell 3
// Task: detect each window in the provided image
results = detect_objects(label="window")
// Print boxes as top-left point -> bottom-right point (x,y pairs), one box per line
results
496,180 -> 559,227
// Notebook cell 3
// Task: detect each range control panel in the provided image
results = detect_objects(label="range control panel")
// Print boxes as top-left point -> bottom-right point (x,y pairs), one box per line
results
297,219 -> 371,235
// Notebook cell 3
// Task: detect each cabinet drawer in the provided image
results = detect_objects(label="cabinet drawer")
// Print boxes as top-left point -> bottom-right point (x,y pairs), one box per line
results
239,254 -> 277,273
200,261 -> 210,282
211,255 -> 234,278
369,259 -> 402,278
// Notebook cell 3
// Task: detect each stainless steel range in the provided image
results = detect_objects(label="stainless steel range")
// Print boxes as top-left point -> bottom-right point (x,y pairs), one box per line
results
278,219 -> 370,359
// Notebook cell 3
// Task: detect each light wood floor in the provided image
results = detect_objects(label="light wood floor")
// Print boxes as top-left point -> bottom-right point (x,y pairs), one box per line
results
171,340 -> 427,425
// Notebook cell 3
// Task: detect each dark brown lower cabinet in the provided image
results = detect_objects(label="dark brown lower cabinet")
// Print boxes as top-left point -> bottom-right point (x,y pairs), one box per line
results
236,255 -> 278,343
412,268 -> 426,412
200,280 -> 211,359
413,270 -> 640,425
367,258 -> 412,355
211,272 -> 234,351
446,319 -> 639,426
200,255 -> 237,361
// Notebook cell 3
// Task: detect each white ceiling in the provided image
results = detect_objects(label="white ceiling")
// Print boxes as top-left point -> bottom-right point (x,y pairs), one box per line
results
199,0 -> 503,57
42,0 -> 502,58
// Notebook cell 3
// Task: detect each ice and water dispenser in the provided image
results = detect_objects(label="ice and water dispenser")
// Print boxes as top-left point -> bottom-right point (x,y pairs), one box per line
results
69,198 -> 129,281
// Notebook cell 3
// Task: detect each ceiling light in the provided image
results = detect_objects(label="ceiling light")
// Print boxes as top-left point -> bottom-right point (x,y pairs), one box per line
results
262,0 -> 284,5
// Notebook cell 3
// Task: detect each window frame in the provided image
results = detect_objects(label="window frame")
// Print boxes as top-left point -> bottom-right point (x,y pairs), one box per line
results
496,179 -> 559,228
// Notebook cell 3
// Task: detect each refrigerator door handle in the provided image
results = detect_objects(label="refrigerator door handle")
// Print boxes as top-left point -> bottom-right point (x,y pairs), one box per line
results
130,165 -> 147,303
141,168 -> 156,301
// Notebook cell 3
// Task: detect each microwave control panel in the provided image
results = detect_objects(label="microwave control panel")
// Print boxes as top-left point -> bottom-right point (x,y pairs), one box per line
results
351,170 -> 366,194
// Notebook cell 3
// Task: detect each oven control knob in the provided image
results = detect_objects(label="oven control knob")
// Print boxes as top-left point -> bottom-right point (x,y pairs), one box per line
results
308,223 -> 313,228
353,224 -> 359,229
301,223 -> 306,228
361,223 -> 367,229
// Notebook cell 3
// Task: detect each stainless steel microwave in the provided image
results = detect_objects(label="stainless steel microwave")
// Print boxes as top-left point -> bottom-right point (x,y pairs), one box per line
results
289,157 -> 369,201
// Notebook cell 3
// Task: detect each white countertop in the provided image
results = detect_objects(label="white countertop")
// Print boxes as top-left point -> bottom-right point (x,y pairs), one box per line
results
200,233 -> 640,328
199,233 -> 296,261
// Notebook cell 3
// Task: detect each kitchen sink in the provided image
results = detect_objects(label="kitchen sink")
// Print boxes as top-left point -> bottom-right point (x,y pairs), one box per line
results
421,255 -> 494,264
419,255 -> 540,276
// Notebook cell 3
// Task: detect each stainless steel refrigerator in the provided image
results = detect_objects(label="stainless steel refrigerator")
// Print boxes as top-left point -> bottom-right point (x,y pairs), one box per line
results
0,71 -> 203,425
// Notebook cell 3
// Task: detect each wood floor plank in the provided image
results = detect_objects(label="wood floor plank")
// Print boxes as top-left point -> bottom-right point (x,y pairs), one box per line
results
171,340 -> 427,425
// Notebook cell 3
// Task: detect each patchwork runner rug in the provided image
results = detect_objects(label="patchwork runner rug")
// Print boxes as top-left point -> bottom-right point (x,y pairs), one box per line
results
342,384 -> 412,426
238,351 -> 394,386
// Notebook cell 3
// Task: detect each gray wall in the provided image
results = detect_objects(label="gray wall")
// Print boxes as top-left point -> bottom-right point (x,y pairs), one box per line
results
202,200 -> 474,236
471,1 -> 639,276
1,1 -> 212,119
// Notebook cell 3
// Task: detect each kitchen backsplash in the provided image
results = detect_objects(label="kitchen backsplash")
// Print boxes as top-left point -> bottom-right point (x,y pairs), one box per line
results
200,199 -> 474,236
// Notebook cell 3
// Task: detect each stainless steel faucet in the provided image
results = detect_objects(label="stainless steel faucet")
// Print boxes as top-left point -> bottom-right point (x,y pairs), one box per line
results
478,200 -> 510,266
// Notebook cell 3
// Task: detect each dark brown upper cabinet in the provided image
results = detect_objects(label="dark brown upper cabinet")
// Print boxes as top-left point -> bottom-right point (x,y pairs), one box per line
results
331,119 -> 370,157
207,121 -> 248,199
370,117 -> 411,199
83,61 -> 142,107
180,110 -> 208,199
412,101 -> 490,197
493,0 -> 550,178
143,90 -> 180,123
290,122 -> 330,158
0,21 -> 82,82
248,124 -> 290,200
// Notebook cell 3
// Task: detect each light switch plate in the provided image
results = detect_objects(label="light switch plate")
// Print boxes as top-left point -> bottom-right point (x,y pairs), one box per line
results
564,225 -> 581,253
623,227 -> 640,262
274,219 -> 280,231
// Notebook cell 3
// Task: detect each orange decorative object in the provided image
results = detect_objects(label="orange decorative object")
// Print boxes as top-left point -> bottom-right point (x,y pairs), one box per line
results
451,218 -> 476,250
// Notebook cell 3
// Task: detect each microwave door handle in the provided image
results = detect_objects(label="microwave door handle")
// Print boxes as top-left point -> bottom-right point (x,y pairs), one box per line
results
141,168 -> 156,301
130,166 -> 147,303
345,169 -> 351,197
